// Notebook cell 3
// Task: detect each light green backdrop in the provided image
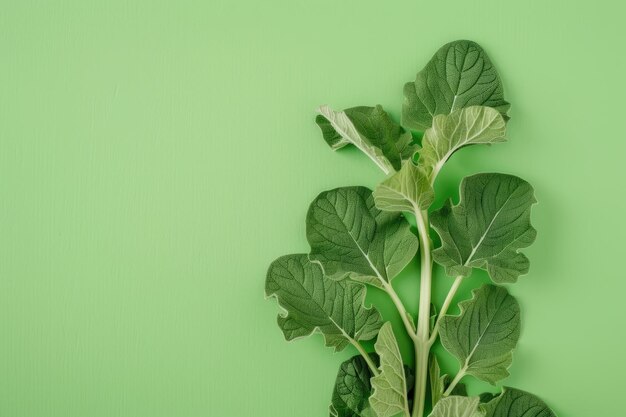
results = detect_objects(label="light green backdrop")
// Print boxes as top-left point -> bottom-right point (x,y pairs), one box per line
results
0,1 -> 623,416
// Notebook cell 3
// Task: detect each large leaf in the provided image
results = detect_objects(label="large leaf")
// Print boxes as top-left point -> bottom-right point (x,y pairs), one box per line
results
439,284 -> 520,384
307,186 -> 418,288
482,388 -> 557,417
265,254 -> 383,351
418,106 -> 506,178
330,355 -> 376,417
369,322 -> 410,417
430,173 -> 537,283
429,396 -> 484,417
402,40 -> 510,131
373,161 -> 434,213
316,105 -> 417,174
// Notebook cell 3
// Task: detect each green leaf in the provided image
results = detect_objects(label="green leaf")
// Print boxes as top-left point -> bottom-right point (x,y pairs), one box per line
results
265,254 -> 383,351
478,393 -> 497,404
428,396 -> 484,417
418,106 -> 506,178
429,355 -> 447,406
328,354 -> 415,417
316,105 -> 417,174
482,388 -> 557,417
431,173 -> 537,283
439,284 -> 520,384
402,40 -> 510,131
329,355 -> 376,417
429,355 -> 467,407
466,354 -> 513,384
307,186 -> 418,287
369,322 -> 410,417
373,161 -> 434,213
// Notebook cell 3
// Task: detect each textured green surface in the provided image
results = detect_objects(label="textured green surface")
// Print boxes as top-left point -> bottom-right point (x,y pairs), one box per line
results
431,174 -> 536,283
439,285 -> 520,384
307,186 -> 417,284
0,1 -> 624,416
265,254 -> 382,350
370,323 -> 409,417
429,396 -> 481,417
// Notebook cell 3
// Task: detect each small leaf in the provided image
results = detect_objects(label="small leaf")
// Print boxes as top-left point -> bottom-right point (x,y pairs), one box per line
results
482,387 -> 557,417
316,105 -> 417,173
373,161 -> 434,213
402,40 -> 510,131
265,254 -> 383,351
307,186 -> 418,287
429,355 -> 447,406
431,173 -> 537,283
428,396 -> 484,417
439,284 -> 520,384
429,355 -> 468,407
418,106 -> 506,178
369,322 -> 410,417
329,355 -> 376,417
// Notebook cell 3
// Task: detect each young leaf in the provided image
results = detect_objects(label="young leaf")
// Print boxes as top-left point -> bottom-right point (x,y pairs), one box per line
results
429,355 -> 447,406
402,40 -> 510,131
265,254 -> 383,351
430,353 -> 468,405
316,105 -> 417,174
330,355 -> 376,417
307,186 -> 418,288
428,396 -> 484,417
430,173 -> 537,283
439,284 -> 520,385
482,387 -> 557,417
418,106 -> 506,179
369,322 -> 410,417
373,161 -> 434,213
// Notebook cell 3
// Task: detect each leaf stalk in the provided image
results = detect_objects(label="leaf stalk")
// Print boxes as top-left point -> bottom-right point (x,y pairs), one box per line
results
429,275 -> 464,345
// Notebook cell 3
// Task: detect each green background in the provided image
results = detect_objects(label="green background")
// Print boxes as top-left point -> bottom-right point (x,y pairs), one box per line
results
0,1 -> 623,416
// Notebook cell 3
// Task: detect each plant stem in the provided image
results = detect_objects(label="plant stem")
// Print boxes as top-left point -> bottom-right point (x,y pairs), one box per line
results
382,282 -> 418,342
350,339 -> 380,376
443,366 -> 466,396
412,208 -> 432,417
329,316 -> 380,376
429,275 -> 463,345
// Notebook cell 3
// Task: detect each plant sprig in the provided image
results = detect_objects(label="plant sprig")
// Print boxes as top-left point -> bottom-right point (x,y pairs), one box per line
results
265,40 -> 558,417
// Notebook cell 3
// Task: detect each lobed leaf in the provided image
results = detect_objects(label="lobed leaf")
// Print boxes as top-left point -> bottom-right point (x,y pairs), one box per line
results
431,173 -> 537,283
482,387 -> 557,417
369,322 -> 410,417
439,284 -> 520,385
418,106 -> 506,179
265,254 -> 383,351
373,161 -> 434,213
307,186 -> 418,288
402,40 -> 510,131
316,105 -> 417,174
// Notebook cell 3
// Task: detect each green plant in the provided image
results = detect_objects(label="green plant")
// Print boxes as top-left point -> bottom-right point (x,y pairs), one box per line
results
265,40 -> 557,417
